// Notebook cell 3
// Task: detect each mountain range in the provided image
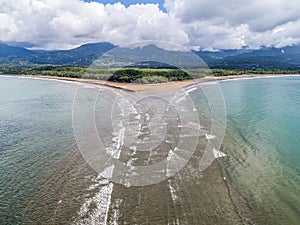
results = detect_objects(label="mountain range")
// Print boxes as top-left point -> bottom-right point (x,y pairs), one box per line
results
0,42 -> 300,70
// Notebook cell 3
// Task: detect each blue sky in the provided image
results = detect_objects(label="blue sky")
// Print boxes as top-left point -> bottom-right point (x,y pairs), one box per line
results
84,0 -> 166,11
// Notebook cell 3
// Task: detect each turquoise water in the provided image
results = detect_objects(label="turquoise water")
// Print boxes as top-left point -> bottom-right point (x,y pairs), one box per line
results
220,76 -> 300,224
0,75 -> 299,224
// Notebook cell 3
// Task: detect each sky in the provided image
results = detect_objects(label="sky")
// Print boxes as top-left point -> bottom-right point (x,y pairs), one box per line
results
84,0 -> 166,11
0,0 -> 300,50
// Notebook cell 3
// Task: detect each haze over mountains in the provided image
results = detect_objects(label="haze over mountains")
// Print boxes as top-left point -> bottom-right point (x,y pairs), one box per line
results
1,42 -> 300,70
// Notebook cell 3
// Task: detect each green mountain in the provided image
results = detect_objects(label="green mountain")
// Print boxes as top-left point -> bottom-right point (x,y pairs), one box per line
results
195,46 -> 300,70
28,42 -> 115,66
0,43 -> 34,58
0,42 -> 300,70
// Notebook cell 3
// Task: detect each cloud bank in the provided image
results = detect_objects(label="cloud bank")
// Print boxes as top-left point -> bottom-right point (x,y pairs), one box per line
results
0,0 -> 299,50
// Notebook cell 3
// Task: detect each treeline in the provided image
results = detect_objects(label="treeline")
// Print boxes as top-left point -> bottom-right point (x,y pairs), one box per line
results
0,65 -> 113,80
0,65 -> 299,83
0,66 -> 85,78
212,69 -> 300,76
108,68 -> 192,83
0,66 -> 197,83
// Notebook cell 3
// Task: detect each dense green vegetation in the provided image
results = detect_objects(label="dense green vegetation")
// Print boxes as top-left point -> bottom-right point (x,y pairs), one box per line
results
108,68 -> 193,83
0,65 -> 299,84
211,69 -> 300,76
1,42 -> 300,70
0,66 -> 114,80
0,66 -> 207,83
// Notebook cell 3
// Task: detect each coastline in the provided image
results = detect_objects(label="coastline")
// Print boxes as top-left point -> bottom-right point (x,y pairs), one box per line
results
1,73 -> 300,92
1,73 -> 299,224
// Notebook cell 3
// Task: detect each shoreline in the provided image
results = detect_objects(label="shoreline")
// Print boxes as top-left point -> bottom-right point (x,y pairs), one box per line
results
1,73 -> 298,224
1,73 -> 299,92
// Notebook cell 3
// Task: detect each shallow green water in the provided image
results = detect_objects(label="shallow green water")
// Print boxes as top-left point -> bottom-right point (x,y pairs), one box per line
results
0,77 -> 85,224
0,75 -> 299,224
220,76 -> 300,224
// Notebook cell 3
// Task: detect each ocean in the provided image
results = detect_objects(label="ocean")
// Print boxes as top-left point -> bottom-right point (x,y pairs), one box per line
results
0,75 -> 299,224
220,76 -> 300,224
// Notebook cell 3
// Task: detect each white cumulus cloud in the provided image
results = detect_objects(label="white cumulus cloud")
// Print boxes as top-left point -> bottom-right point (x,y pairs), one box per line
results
0,0 -> 299,50
165,0 -> 300,49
